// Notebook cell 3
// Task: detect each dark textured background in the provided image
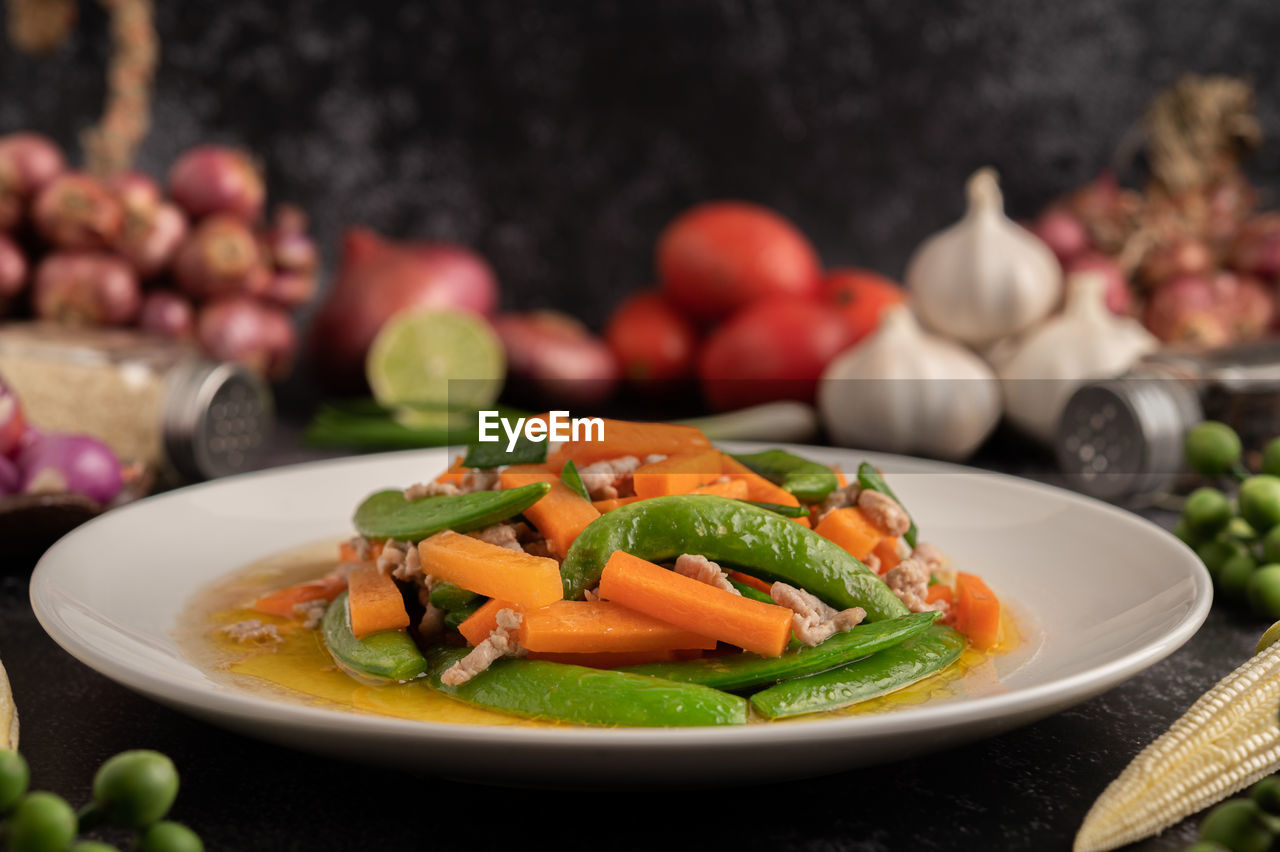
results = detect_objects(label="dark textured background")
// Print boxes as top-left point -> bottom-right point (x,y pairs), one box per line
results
3,0 -> 1280,344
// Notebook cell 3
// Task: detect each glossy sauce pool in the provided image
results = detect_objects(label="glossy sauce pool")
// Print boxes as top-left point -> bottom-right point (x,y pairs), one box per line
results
176,539 -> 1030,728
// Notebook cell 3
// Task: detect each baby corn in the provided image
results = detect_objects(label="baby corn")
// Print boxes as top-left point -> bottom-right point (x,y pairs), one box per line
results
1074,641 -> 1280,852
0,656 -> 16,750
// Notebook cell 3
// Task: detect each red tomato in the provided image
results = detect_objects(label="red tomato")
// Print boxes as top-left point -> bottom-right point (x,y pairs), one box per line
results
698,298 -> 853,411
823,268 -> 906,344
604,290 -> 699,387
658,201 -> 821,322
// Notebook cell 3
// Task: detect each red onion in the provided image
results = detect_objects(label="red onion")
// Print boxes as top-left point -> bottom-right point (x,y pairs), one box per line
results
493,312 -> 620,407
117,202 -> 188,279
1143,275 -> 1230,346
0,455 -> 17,496
1030,207 -> 1091,266
260,271 -> 316,308
1138,237 -> 1213,288
1065,252 -> 1131,316
0,375 -> 26,459
173,213 -> 266,299
0,133 -> 66,197
308,228 -> 499,390
262,204 -> 317,274
197,296 -> 296,380
0,233 -> 27,299
138,290 -> 195,340
1228,213 -> 1280,281
32,173 -> 124,251
167,145 -> 266,222
17,432 -> 123,503
33,253 -> 141,326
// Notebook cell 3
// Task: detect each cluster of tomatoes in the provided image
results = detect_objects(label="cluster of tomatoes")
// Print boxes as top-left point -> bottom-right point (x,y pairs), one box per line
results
604,201 -> 903,411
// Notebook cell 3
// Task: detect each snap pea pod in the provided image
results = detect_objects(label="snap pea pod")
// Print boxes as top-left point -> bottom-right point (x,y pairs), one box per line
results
618,611 -> 938,691
423,648 -> 747,727
353,481 -> 549,540
321,591 -> 428,682
857,461 -> 917,547
443,602 -> 481,629
740,500 -> 809,518
749,624 -> 964,719
462,430 -> 546,468
560,495 -> 909,620
429,581 -> 480,611
560,460 -> 591,501
733,449 -> 840,503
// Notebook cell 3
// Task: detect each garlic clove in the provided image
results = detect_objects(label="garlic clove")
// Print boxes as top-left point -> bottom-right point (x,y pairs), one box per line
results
907,168 -> 1062,346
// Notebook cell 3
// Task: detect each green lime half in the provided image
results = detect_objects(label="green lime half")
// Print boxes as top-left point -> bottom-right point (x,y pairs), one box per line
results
366,310 -> 505,410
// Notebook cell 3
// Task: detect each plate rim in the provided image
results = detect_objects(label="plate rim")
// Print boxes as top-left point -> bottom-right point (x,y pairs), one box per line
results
29,443 -> 1214,749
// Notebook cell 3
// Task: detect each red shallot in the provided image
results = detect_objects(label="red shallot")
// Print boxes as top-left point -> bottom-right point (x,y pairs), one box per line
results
138,290 -> 195,340
32,173 -> 124,251
173,213 -> 265,299
33,253 -> 141,326
0,233 -> 27,300
167,145 -> 265,222
17,432 -> 123,503
197,296 -> 296,380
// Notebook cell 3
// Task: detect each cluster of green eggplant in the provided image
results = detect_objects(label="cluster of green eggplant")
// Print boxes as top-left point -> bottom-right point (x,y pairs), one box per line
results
323,445 -> 960,726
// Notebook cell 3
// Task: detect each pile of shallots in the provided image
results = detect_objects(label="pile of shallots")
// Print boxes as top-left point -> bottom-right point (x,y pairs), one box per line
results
0,133 -> 317,380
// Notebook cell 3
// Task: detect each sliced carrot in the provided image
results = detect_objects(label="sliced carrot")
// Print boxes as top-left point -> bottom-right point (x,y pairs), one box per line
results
719,454 -> 811,527
955,572 -> 1001,650
727,570 -> 773,595
252,575 -> 347,618
633,449 -> 726,499
547,419 -> 712,471
833,467 -> 849,488
346,563 -> 410,638
418,530 -> 564,609
689,478 -> 750,499
872,536 -> 902,575
925,584 -> 953,606
457,597 -> 515,646
518,600 -> 718,653
435,454 -> 468,486
499,464 -> 600,556
592,496 -> 644,513
525,649 -> 682,668
338,539 -> 385,564
598,551 -> 793,658
814,507 -> 885,561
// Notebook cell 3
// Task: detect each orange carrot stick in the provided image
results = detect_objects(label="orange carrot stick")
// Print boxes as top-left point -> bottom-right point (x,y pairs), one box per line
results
457,597 -> 516,646
727,570 -> 772,595
419,530 -> 564,609
689,478 -> 750,499
338,539 -> 385,564
872,536 -> 902,575
591,496 -> 645,513
925,584 -> 954,606
518,600 -> 718,653
632,449 -> 726,499
719,454 -> 811,527
252,575 -> 347,618
598,551 -> 793,658
547,419 -> 711,471
499,464 -> 600,557
955,572 -> 1001,650
346,563 -> 410,638
814,507 -> 884,561
435,455 -> 468,486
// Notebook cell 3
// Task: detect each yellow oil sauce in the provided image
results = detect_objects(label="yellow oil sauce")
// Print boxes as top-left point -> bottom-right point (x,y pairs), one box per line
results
177,538 -> 1025,727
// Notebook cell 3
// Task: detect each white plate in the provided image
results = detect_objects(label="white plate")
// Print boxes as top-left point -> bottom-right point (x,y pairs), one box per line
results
29,445 -> 1211,786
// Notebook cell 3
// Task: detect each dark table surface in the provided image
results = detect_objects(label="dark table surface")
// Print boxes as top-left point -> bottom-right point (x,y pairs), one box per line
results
0,425 -> 1259,852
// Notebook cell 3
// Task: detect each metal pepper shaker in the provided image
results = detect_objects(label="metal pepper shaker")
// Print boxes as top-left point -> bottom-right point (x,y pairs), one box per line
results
0,323 -> 273,482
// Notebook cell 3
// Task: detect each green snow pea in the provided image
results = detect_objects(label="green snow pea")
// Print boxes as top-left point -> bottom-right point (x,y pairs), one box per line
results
321,592 -> 427,682
423,648 -> 747,727
749,624 -> 964,719
429,581 -> 480,611
619,611 -> 938,691
560,460 -> 591,501
559,495 -> 909,620
732,449 -> 839,503
443,603 -> 481,630
740,500 -> 810,518
353,482 -> 549,540
857,461 -> 918,547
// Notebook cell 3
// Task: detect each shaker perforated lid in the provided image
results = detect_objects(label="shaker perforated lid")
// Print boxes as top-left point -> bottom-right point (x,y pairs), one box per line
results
163,359 -> 273,481
1055,375 -> 1200,501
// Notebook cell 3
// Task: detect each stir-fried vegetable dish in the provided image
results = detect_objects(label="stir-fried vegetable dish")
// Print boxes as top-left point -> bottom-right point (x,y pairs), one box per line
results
221,418 -> 1007,727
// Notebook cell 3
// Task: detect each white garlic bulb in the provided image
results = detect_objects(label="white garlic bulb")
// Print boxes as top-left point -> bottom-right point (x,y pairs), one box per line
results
907,167 -> 1061,346
998,272 -> 1158,444
817,305 -> 1002,461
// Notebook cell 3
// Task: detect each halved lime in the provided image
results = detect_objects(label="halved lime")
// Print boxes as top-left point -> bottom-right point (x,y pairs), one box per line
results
366,309 -> 505,410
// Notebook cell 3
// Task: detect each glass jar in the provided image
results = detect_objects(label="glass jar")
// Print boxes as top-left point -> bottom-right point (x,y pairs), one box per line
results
0,322 -> 273,482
